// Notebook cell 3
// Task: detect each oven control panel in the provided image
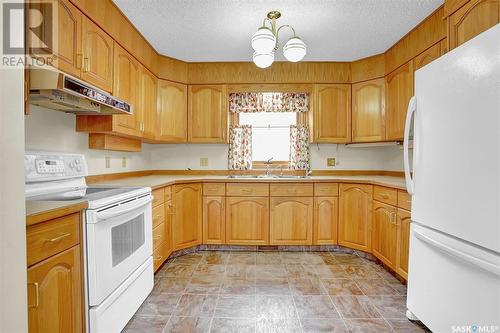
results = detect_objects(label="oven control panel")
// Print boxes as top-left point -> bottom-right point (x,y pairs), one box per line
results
25,151 -> 88,182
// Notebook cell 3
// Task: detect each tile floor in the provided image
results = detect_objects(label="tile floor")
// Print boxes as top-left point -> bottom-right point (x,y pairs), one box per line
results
123,251 -> 430,333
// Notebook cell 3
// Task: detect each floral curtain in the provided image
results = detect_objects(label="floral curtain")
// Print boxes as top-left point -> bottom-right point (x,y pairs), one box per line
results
229,92 -> 309,113
228,125 -> 253,170
289,125 -> 311,170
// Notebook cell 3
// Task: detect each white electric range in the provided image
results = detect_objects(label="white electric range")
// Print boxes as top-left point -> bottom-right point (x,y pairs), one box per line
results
25,151 -> 154,333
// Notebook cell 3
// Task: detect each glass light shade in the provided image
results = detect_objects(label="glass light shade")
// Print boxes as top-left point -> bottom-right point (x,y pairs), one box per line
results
251,27 -> 276,53
253,51 -> 274,69
283,37 -> 307,62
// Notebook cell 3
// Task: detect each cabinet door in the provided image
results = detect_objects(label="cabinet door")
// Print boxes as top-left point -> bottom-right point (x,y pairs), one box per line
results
449,0 -> 500,49
188,85 -> 228,143
203,197 -> 225,244
372,201 -> 398,269
139,67 -> 158,140
413,43 -> 442,71
338,184 -> 373,252
313,84 -> 351,143
81,17 -> 113,92
313,197 -> 338,245
226,197 -> 269,245
352,78 -> 385,142
270,197 -> 313,245
385,62 -> 414,141
172,184 -> 202,250
396,208 -> 411,280
157,80 -> 188,142
27,246 -> 83,333
112,43 -> 140,136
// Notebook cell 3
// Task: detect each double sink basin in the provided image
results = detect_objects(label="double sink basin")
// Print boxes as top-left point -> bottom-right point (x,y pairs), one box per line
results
227,175 -> 311,179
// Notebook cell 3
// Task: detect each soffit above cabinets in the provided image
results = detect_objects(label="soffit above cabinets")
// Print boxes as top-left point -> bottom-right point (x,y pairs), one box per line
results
112,0 -> 443,62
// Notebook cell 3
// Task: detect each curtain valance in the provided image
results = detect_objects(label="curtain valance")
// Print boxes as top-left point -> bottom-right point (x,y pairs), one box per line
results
229,92 -> 309,113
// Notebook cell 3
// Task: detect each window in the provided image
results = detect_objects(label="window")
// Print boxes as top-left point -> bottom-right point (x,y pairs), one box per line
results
239,112 -> 296,163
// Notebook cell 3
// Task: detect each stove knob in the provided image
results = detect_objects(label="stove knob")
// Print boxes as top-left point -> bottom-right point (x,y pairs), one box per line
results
76,166 -> 82,172
69,162 -> 75,168
75,159 -> 80,165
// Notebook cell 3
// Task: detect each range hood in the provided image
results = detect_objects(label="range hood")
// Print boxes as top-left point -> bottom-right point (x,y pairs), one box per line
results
29,67 -> 132,115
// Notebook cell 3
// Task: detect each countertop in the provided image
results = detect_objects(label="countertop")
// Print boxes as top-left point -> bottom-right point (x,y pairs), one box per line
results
26,200 -> 88,226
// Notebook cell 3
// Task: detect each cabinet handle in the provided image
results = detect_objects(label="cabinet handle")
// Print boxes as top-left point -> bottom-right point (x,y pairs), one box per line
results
155,255 -> 163,261
391,212 -> 397,225
167,204 -> 176,215
28,282 -> 39,308
83,57 -> 89,72
153,235 -> 162,240
45,232 -> 70,243
380,193 -> 389,199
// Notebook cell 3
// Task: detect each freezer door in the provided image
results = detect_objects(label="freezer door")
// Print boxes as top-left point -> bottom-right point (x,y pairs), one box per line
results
410,24 -> 500,252
407,223 -> 500,332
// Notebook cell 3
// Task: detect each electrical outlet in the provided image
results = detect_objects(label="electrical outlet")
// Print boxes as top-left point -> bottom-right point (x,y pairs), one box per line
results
200,157 -> 208,167
327,157 -> 336,167
122,157 -> 127,168
105,156 -> 111,168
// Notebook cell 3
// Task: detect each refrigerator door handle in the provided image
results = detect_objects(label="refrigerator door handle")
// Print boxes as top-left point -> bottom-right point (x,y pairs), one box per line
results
404,96 -> 417,195
414,229 -> 500,277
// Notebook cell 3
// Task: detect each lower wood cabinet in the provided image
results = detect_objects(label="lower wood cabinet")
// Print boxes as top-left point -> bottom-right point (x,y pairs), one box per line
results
396,208 -> 411,279
270,197 -> 313,245
372,201 -> 398,269
313,197 -> 338,245
338,184 -> 373,252
203,196 -> 225,244
225,197 -> 269,245
172,183 -> 202,250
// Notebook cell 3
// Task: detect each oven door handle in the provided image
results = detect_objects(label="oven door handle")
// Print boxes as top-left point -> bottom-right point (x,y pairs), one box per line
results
95,196 -> 152,221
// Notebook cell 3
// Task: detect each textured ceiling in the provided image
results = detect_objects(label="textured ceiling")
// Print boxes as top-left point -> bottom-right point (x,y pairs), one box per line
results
112,0 -> 444,62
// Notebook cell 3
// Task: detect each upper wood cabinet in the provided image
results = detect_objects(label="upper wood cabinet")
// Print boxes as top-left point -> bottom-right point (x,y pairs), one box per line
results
172,183 -> 202,251
157,80 -> 188,142
225,197 -> 269,245
352,78 -> 385,142
396,208 -> 411,280
372,201 -> 398,269
338,184 -> 373,252
188,85 -> 228,143
138,67 -> 158,140
27,246 -> 83,333
448,0 -> 500,49
385,62 -> 414,141
413,42 -> 442,71
313,197 -> 338,245
112,43 -> 140,137
81,17 -> 113,92
313,84 -> 351,143
270,197 -> 313,245
203,196 -> 225,244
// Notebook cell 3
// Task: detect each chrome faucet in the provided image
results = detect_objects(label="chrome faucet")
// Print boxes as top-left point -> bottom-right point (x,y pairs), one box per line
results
264,157 -> 274,176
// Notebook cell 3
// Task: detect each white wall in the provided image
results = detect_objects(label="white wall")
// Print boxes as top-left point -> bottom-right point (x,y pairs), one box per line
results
25,106 -> 153,175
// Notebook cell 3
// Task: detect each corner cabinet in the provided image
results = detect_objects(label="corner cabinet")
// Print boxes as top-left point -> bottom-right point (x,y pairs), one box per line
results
188,85 -> 228,143
225,197 -> 269,245
372,201 -> 398,268
157,80 -> 188,142
385,62 -> 414,141
172,184 -> 202,251
270,197 -> 313,245
338,184 -> 373,252
138,67 -> 158,140
312,84 -> 351,143
352,78 -> 386,142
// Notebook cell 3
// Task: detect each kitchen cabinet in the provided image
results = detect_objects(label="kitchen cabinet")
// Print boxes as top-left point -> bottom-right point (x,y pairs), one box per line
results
313,84 -> 351,143
396,208 -> 411,280
448,0 -> 500,50
157,80 -> 188,142
112,43 -> 141,136
81,16 -> 114,92
351,78 -> 386,142
188,85 -> 228,143
338,184 -> 373,252
225,197 -> 269,245
172,184 -> 202,251
413,43 -> 442,71
385,62 -> 414,141
313,197 -> 338,245
372,201 -> 398,269
270,197 -> 313,245
138,66 -> 158,140
203,197 -> 225,244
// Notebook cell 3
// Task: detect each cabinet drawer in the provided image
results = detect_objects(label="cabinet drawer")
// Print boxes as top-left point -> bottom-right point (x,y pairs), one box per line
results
373,185 -> 398,206
164,186 -> 172,202
152,188 -> 165,207
203,183 -> 226,196
314,183 -> 339,196
27,213 -> 80,266
270,183 -> 313,196
397,190 -> 412,210
153,222 -> 166,250
226,183 -> 269,196
152,203 -> 165,228
153,242 -> 167,272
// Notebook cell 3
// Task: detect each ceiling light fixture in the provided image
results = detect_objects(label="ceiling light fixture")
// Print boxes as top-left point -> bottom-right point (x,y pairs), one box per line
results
251,11 -> 307,68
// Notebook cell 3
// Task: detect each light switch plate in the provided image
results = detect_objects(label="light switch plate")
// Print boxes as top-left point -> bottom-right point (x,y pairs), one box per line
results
200,157 -> 208,167
105,156 -> 111,168
122,157 -> 127,168
327,157 -> 336,167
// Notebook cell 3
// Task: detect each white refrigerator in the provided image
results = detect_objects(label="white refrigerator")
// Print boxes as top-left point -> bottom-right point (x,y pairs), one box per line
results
404,24 -> 500,333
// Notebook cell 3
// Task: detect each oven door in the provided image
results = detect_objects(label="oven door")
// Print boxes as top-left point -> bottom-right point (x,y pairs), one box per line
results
86,194 -> 152,306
